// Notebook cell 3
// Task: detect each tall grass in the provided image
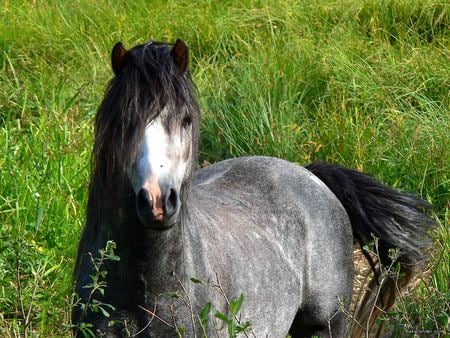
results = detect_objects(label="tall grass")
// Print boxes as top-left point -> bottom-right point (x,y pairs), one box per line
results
1,0 -> 448,336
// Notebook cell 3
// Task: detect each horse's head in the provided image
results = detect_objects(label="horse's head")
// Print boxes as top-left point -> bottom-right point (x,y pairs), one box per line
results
93,39 -> 199,230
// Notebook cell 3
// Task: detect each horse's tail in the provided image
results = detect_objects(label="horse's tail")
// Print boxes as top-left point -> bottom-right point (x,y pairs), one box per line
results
305,162 -> 436,337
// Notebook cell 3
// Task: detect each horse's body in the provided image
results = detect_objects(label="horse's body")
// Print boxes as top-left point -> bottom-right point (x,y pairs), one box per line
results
73,40 -> 434,337
185,157 -> 353,336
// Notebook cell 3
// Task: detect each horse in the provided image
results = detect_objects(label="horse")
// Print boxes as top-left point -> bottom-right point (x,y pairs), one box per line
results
72,39 -> 435,337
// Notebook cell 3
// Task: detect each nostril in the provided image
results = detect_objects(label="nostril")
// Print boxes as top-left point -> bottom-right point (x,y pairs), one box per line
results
164,188 -> 178,218
168,188 -> 177,207
137,188 -> 152,211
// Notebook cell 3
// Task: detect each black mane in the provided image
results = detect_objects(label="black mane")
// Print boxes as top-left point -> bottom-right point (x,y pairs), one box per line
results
93,41 -> 200,191
73,41 -> 200,312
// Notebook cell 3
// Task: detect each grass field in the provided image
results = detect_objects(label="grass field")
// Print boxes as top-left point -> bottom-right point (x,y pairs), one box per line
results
0,0 -> 449,336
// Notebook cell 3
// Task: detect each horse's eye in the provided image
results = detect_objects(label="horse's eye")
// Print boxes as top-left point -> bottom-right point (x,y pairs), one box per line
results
182,115 -> 192,129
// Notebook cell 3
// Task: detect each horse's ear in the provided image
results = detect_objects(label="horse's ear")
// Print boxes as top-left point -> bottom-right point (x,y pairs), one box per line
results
170,39 -> 189,74
111,42 -> 128,75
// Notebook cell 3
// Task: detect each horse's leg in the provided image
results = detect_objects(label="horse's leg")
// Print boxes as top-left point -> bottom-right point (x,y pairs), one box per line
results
288,261 -> 352,338
288,302 -> 347,338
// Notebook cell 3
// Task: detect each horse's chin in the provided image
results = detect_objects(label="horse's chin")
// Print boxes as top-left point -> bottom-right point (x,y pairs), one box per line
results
137,214 -> 178,231
146,221 -> 176,231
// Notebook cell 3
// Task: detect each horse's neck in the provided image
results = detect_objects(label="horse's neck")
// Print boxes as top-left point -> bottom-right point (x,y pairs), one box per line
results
90,180 -> 189,297
140,226 -> 185,289
113,207 -> 186,296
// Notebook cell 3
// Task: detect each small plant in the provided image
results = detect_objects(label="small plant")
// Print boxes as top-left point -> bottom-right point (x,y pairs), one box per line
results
213,293 -> 251,338
72,240 -> 120,337
345,235 -> 449,337
191,275 -> 253,338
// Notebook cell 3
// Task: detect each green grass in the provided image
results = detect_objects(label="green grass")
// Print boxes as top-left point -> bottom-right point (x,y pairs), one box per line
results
1,0 -> 448,336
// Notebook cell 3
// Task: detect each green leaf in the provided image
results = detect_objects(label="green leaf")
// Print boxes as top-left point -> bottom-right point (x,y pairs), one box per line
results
228,319 -> 236,338
177,326 -> 186,336
103,303 -> 116,311
43,263 -> 60,277
168,291 -> 180,299
98,304 -> 112,318
229,293 -> 244,315
105,254 -> 121,261
190,277 -> 203,284
214,310 -> 230,323
236,320 -> 251,333
78,323 -> 95,338
199,302 -> 212,323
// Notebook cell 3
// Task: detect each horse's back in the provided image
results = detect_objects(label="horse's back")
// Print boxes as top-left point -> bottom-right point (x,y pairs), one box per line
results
188,156 -> 354,336
192,156 -> 350,234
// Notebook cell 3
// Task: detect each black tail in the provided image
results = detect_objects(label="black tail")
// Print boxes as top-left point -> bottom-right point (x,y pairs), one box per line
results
305,162 -> 436,337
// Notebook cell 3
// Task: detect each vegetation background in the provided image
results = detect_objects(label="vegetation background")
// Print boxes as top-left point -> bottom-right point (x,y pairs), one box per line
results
0,0 -> 448,336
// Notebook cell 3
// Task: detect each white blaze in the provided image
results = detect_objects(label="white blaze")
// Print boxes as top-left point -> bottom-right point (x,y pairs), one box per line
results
128,116 -> 189,195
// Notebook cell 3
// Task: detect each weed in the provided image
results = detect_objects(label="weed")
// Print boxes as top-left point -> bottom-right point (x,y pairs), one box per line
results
72,240 -> 120,337
191,275 -> 254,337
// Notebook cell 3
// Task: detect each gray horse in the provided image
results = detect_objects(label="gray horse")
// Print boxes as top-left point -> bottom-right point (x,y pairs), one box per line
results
73,40 -> 435,337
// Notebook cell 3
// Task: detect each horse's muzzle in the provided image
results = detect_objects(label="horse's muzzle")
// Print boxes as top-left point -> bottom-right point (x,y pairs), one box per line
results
136,183 -> 179,229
